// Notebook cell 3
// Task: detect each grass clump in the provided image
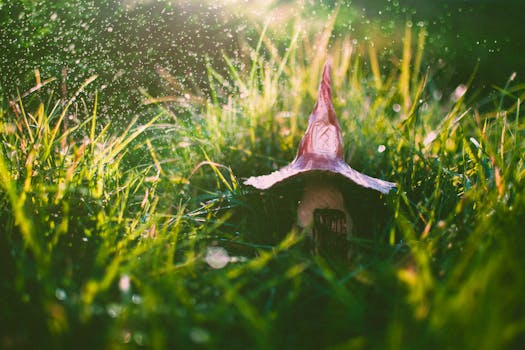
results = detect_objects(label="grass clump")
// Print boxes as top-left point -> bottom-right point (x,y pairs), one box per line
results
1,18 -> 525,350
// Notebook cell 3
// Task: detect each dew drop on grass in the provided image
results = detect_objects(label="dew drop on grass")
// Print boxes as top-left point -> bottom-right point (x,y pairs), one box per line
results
190,327 -> 210,344
392,103 -> 401,113
452,84 -> 467,101
205,246 -> 229,269
469,137 -> 481,149
55,288 -> 67,301
119,274 -> 131,293
131,294 -> 143,304
106,303 -> 122,318
133,332 -> 145,346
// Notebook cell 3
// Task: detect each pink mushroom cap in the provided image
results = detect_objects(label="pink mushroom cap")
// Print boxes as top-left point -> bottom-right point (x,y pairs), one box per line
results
244,62 -> 396,194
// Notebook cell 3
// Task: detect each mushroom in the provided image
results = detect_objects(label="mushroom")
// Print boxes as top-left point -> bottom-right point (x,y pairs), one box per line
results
244,63 -> 396,247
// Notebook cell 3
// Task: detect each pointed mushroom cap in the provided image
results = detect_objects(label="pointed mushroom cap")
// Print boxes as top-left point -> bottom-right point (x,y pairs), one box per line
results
244,62 -> 396,194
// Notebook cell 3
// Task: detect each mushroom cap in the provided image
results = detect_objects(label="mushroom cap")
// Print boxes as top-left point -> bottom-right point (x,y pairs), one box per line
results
244,62 -> 396,194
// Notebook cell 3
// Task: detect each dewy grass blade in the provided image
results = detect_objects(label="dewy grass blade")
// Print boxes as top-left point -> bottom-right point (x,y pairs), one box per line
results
0,152 -> 44,266
400,23 -> 412,113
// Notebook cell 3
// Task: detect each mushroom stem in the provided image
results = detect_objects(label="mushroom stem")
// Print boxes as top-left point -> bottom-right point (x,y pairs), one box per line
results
297,177 -> 353,239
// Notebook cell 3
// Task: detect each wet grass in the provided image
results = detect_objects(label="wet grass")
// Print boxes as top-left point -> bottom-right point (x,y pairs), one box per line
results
1,19 -> 525,350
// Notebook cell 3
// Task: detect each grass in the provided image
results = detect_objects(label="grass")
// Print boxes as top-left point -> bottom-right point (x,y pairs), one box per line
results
1,16 -> 525,350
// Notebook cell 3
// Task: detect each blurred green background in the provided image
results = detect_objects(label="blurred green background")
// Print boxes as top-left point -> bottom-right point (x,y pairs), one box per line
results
2,0 -> 524,116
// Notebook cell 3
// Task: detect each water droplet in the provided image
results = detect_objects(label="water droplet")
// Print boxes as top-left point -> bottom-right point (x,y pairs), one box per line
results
205,246 -> 229,269
55,288 -> 67,301
133,332 -> 145,346
131,294 -> 143,304
469,137 -> 481,149
190,327 -> 210,344
392,104 -> 401,113
452,84 -> 467,101
119,275 -> 131,293
106,303 -> 122,318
